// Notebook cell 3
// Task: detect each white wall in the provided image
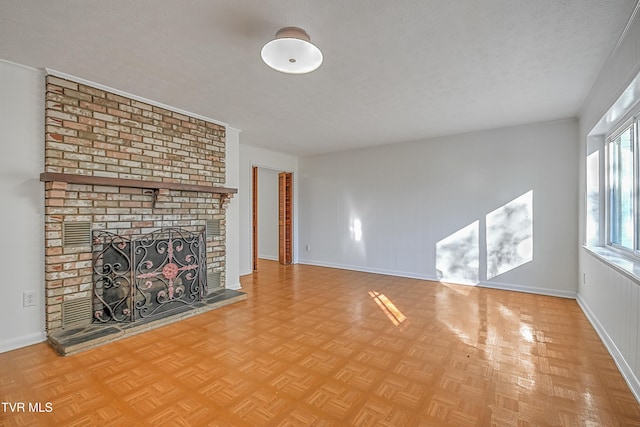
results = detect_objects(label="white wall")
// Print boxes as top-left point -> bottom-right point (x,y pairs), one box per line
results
578,3 -> 640,401
238,145 -> 298,276
225,127 -> 241,290
299,119 -> 579,297
257,168 -> 279,261
0,60 -> 46,352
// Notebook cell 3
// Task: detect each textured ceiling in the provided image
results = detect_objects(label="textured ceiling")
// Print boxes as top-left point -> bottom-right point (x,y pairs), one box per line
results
0,0 -> 637,156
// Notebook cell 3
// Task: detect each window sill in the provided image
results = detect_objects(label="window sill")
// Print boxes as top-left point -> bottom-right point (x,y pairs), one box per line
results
583,245 -> 640,285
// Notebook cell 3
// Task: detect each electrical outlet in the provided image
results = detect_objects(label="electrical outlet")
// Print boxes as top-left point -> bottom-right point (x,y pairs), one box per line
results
23,291 -> 37,307
305,244 -> 311,251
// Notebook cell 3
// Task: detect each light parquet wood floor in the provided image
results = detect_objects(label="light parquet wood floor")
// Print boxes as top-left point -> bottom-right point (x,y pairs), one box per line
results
1,261 -> 639,426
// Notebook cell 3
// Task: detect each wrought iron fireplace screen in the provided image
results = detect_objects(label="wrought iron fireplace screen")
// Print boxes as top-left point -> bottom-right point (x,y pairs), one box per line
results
92,227 -> 207,323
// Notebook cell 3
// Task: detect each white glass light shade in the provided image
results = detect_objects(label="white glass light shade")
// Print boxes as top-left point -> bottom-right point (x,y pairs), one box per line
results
261,27 -> 323,74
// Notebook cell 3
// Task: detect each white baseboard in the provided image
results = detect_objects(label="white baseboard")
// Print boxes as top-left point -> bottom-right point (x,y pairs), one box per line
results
258,255 -> 278,262
577,294 -> 640,403
298,259 -> 576,299
226,282 -> 242,290
298,259 -> 436,281
0,332 -> 46,354
478,280 -> 576,299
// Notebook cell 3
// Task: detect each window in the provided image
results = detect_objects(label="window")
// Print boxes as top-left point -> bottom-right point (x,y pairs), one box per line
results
607,118 -> 638,254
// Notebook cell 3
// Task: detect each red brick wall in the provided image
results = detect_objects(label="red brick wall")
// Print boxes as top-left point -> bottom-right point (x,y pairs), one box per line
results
44,75 -> 228,332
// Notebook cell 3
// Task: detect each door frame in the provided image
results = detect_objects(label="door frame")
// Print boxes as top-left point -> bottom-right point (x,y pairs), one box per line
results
278,171 -> 293,265
252,167 -> 293,270
252,166 -> 259,271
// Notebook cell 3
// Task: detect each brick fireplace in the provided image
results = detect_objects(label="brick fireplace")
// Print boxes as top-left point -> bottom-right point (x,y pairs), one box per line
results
41,74 -> 244,354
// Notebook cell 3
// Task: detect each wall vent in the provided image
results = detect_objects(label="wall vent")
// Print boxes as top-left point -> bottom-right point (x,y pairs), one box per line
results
207,270 -> 221,290
62,222 -> 92,248
206,219 -> 221,238
62,297 -> 92,329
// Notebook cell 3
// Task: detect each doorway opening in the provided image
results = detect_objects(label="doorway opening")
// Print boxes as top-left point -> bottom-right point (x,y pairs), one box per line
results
252,167 -> 293,270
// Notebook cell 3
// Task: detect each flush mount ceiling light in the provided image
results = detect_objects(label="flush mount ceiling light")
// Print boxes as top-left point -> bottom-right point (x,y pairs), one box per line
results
261,27 -> 323,74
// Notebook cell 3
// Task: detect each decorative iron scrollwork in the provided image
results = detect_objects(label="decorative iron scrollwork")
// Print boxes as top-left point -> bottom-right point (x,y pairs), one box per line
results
92,227 -> 206,323
133,227 -> 206,319
92,231 -> 133,323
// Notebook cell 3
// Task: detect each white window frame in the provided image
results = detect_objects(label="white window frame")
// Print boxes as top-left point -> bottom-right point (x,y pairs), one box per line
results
605,113 -> 640,257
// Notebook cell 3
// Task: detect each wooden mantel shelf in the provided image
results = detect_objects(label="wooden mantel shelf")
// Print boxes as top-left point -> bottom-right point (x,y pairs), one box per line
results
40,172 -> 238,195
